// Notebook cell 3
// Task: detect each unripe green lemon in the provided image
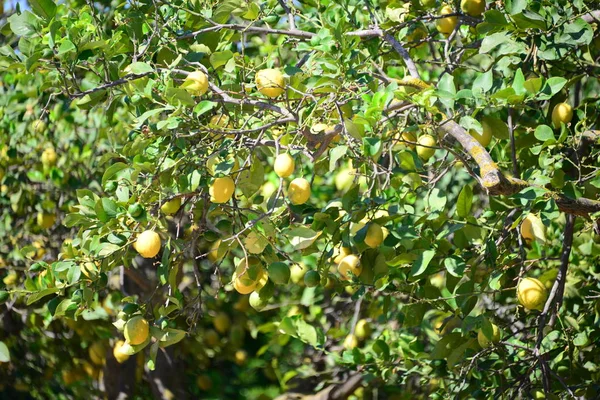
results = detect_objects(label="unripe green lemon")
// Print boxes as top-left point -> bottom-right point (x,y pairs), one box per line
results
128,203 -> 144,218
304,270 -> 320,287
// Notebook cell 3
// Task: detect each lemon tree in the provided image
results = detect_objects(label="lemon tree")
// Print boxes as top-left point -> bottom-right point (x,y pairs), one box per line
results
1,0 -> 600,399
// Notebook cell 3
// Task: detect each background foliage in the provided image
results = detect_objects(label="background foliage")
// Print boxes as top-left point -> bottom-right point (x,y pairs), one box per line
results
1,0 -> 600,398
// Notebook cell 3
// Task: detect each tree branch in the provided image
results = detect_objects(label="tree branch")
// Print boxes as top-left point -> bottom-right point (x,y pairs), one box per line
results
177,23 -> 315,40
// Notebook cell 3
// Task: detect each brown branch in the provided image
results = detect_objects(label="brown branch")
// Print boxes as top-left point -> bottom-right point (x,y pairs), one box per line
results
177,23 -> 315,40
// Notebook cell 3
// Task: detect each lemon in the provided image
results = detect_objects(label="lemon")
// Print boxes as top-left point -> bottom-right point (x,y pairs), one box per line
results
332,246 -> 352,265
113,340 -> 130,363
234,349 -> 247,365
182,71 -> 209,96
343,334 -> 358,350
274,153 -> 295,178
268,262 -> 291,285
41,148 -> 57,167
204,329 -> 220,347
416,134 -> 437,161
288,177 -> 311,205
249,290 -> 269,311
469,120 -> 493,147
477,323 -> 501,348
37,212 -> 56,229
335,168 -> 355,192
207,240 -> 221,262
160,197 -> 181,215
520,213 -> 546,243
196,375 -> 212,391
135,230 -> 161,258
89,341 -> 106,365
209,177 -> 235,203
304,270 -> 320,287
355,319 -> 371,340
338,254 -> 362,280
213,312 -> 230,334
436,5 -> 457,35
209,114 -> 232,129
255,69 -> 285,98
397,131 -> 417,150
551,102 -> 573,129
124,316 -> 150,345
364,223 -> 384,248
460,0 -> 485,16
517,277 -> 548,311
290,263 -> 307,284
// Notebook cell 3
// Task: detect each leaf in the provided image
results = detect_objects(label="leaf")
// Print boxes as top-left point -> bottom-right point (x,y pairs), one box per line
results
427,188 -> 447,212
29,0 -> 57,20
534,125 -> 555,142
538,77 -> 567,100
54,299 -> 77,317
444,256 -> 466,278
481,116 -> 509,140
295,319 -> 323,348
57,39 -> 76,55
8,11 -> 39,37
456,185 -> 473,218
285,227 -> 321,250
0,341 -> 10,363
102,162 -> 128,187
329,145 -> 348,172
512,68 -> 525,95
210,50 -> 233,69
410,249 -> 435,277
437,73 -> 456,110
237,158 -> 264,198
402,303 -> 427,327
480,32 -> 510,54
459,116 -> 482,135
125,62 -> 154,74
26,287 -> 60,305
473,70 -> 493,94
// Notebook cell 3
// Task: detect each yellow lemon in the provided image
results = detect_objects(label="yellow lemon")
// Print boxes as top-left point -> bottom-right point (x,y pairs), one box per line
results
343,334 -> 358,350
135,230 -> 161,258
124,316 -> 150,345
244,231 -> 268,254
288,177 -> 311,205
213,312 -> 230,334
182,71 -> 208,96
255,69 -> 285,98
355,319 -> 371,340
477,323 -> 501,348
551,102 -> 573,129
517,277 -> 548,311
460,0 -> 485,17
338,254 -> 362,280
416,134 -> 437,161
209,177 -> 235,203
274,153 -> 295,178
196,375 -> 212,391
332,246 -> 352,265
41,148 -> 57,167
364,223 -> 384,248
160,197 -> 181,215
234,349 -> 247,365
37,212 -> 56,229
520,213 -> 546,244
113,340 -> 130,364
209,114 -> 232,129
89,341 -> 106,366
436,5 -> 458,35
470,120 -> 493,147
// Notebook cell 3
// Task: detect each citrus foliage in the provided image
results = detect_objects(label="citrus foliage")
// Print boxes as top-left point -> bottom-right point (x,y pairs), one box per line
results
1,0 -> 600,398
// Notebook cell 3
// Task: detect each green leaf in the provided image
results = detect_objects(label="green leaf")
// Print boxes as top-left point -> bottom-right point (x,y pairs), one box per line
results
473,70 -> 493,94
57,39 -> 76,55
285,226 -> 322,250
102,162 -> 128,187
29,0 -> 57,20
538,77 -> 567,100
329,145 -> 348,172
427,188 -> 447,212
437,73 -> 456,110
0,341 -> 10,363
410,249 -> 435,277
8,11 -> 39,37
210,50 -> 233,69
444,256 -> 466,278
237,158 -> 264,198
456,185 -> 473,218
534,125 -> 555,142
125,62 -> 154,74
482,116 -> 509,140
512,11 -> 547,31
26,287 -> 60,305
402,303 -> 427,327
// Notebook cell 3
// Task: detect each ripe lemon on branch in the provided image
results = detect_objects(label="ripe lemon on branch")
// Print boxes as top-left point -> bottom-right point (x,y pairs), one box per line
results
255,68 -> 285,98
210,177 -> 235,203
135,230 -> 161,258
551,102 -> 573,129
274,153 -> 295,178
160,197 -> 181,215
517,277 -> 548,311
477,323 -> 501,348
287,177 -> 311,205
124,316 -> 150,345
338,254 -> 362,280
181,71 -> 208,96
436,5 -> 457,36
